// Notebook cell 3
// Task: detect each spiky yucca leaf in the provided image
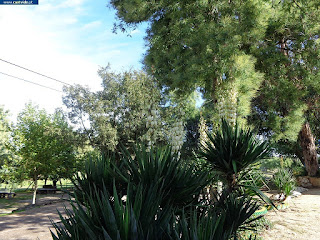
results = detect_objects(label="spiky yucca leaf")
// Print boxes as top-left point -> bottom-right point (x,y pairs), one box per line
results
52,145 -> 264,240
199,119 -> 269,190
121,146 -> 211,208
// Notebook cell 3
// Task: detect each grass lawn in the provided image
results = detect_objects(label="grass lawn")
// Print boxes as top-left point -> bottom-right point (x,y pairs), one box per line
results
0,179 -> 73,192
0,179 -> 74,215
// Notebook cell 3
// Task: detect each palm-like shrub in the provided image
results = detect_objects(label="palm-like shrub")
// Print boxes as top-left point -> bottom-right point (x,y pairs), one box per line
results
52,145 -> 263,240
120,146 -> 211,208
70,153 -> 128,205
273,168 -> 296,199
199,120 -> 270,192
52,185 -> 261,240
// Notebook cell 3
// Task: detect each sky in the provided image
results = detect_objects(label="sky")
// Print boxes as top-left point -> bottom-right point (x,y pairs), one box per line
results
0,0 -> 147,120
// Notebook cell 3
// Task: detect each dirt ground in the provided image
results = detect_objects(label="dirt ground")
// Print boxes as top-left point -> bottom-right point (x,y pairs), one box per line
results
260,188 -> 320,240
0,194 -> 70,240
0,189 -> 320,240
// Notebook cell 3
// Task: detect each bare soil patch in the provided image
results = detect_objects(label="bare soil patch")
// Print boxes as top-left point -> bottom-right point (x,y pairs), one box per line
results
0,194 -> 70,240
261,188 -> 320,240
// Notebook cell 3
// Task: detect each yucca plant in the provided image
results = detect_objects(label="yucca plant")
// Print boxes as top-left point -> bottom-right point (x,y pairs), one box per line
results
171,192 -> 261,240
273,168 -> 296,199
51,182 -> 168,240
52,185 -> 261,240
120,146 -> 211,208
52,145 -> 264,240
70,153 -> 129,206
199,119 -> 270,192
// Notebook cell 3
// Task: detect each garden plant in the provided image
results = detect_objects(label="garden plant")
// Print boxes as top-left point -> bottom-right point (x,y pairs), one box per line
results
51,120 -> 271,240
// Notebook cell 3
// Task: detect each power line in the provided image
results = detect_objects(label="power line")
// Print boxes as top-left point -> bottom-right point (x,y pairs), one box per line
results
0,71 -> 63,93
0,58 -> 72,87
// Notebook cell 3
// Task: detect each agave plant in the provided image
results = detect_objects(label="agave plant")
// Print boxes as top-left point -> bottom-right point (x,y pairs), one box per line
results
199,119 -> 270,192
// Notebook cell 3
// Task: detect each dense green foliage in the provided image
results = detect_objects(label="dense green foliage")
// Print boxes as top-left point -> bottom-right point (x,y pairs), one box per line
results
52,146 -> 262,240
63,67 -> 166,154
0,106 -> 14,182
250,1 -> 320,147
110,0 -> 320,163
8,103 -> 79,203
9,104 -> 78,182
110,0 -> 267,124
63,67 -> 203,158
272,168 -> 296,198
199,120 -> 270,191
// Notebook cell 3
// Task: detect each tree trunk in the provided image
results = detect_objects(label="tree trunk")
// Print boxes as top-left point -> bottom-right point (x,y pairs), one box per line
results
53,180 -> 57,187
299,122 -> 318,176
32,177 -> 38,205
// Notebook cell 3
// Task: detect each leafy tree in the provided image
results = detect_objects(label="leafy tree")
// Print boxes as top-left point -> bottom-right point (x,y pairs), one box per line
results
0,106 -> 14,183
110,0 -> 267,125
63,67 -> 184,154
111,0 -> 320,176
249,1 -> 320,176
9,103 -> 78,204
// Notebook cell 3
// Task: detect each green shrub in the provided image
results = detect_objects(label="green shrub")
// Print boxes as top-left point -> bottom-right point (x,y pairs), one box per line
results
260,157 -> 306,177
272,168 -> 296,198
52,145 -> 263,240
199,119 -> 270,192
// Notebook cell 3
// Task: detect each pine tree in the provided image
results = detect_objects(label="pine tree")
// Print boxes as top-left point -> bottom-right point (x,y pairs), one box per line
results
111,0 -> 267,123
111,0 -> 320,175
250,1 -> 320,175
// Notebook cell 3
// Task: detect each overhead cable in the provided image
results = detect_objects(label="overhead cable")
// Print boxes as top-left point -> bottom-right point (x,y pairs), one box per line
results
0,71 -> 63,93
0,58 -> 72,87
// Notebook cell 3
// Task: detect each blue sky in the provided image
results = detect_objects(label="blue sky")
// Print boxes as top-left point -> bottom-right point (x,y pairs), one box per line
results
0,0 -> 147,120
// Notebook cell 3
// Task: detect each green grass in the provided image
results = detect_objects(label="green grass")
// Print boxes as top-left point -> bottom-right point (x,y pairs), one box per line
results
0,179 -> 74,213
0,179 -> 73,191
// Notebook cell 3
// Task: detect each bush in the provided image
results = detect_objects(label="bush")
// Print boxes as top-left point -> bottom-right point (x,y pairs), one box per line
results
272,168 -> 296,198
260,157 -> 303,175
51,146 -> 263,240
199,119 -> 270,192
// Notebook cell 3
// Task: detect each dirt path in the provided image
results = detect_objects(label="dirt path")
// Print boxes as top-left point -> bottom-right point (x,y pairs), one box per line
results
0,199 -> 70,240
261,188 -> 320,240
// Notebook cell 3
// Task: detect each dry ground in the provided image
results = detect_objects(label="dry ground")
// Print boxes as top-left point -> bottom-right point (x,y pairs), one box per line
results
0,194 -> 70,240
0,189 -> 320,240
260,188 -> 320,240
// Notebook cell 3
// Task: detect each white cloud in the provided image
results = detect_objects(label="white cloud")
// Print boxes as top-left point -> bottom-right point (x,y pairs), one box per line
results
82,20 -> 102,30
130,29 -> 141,35
0,0 -> 146,120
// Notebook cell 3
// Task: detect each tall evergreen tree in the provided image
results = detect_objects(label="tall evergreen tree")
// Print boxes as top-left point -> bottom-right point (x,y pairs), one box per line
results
111,0 -> 320,175
250,1 -> 320,175
111,0 -> 268,125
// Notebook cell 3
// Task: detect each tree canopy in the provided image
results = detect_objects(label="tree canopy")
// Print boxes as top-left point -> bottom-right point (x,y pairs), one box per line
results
63,67 -> 167,153
111,1 -> 320,172
0,106 -> 14,182
8,103 -> 78,203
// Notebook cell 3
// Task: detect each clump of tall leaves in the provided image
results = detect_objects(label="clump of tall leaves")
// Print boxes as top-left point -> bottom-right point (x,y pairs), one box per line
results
52,146 -> 262,240
273,168 -> 296,199
199,120 -> 270,192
